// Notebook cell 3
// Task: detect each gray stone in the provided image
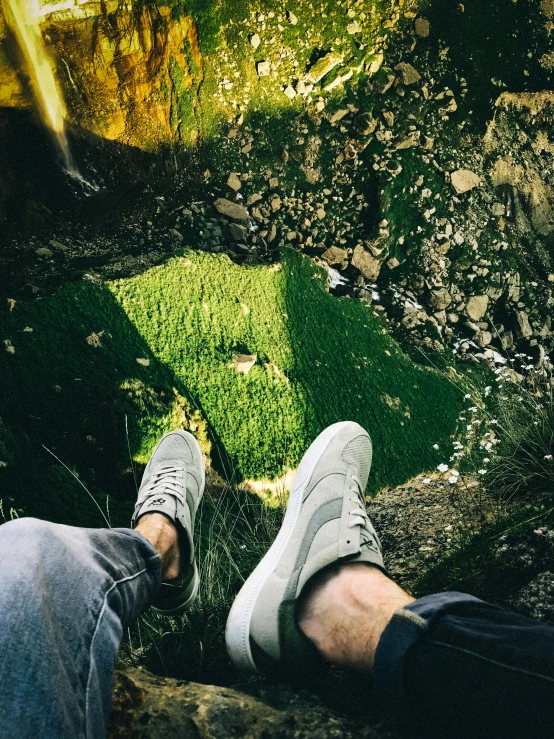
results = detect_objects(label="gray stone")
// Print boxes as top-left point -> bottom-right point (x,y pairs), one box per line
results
394,62 -> 421,85
233,353 -> 257,374
451,169 -> 481,194
305,51 -> 344,84
415,17 -> 430,37
501,331 -> 514,350
353,113 -> 377,135
515,310 -> 533,339
227,172 -> 242,191
351,245 -> 381,281
229,223 -> 247,241
428,287 -> 452,310
213,198 -> 250,225
249,33 -> 261,49
466,294 -> 489,321
321,246 -> 348,265
257,60 -> 271,77
36,247 -> 53,257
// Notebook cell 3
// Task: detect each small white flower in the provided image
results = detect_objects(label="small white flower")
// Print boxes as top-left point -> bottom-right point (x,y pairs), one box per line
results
483,457 -> 490,463
437,463 -> 449,473
422,477 -> 431,484
451,470 -> 460,476
464,393 -> 471,399
433,443 -> 439,450
485,442 -> 493,450
478,469 -> 487,475
448,475 -> 458,484
468,406 -> 478,412
490,419 -> 498,424
545,454 -> 553,461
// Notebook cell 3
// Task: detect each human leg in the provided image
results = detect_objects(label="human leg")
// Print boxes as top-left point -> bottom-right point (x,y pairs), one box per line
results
227,421 -> 554,738
0,429 -> 205,739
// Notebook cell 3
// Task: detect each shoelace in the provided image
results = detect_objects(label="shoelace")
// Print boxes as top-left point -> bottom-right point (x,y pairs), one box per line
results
142,465 -> 186,506
347,474 -> 379,553
347,474 -> 370,529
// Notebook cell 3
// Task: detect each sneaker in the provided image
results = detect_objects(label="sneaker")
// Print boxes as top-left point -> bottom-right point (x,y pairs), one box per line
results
225,421 -> 383,674
132,430 -> 205,615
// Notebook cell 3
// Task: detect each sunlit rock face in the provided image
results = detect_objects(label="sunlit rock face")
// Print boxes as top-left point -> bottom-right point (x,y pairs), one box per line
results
0,0 -> 201,151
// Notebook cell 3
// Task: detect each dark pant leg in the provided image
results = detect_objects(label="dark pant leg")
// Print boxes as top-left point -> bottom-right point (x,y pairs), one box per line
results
373,592 -> 554,738
0,518 -> 161,739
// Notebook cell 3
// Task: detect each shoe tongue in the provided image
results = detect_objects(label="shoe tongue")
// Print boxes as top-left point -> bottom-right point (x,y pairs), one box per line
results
140,493 -> 178,522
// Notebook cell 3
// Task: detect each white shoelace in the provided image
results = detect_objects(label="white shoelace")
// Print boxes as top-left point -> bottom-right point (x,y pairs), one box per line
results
143,465 -> 186,505
347,474 -> 370,530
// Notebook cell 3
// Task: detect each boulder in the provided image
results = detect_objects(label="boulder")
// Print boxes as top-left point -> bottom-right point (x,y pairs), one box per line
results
109,668 -> 391,739
351,245 -> 381,281
306,51 -> 344,84
515,310 -> 533,339
428,287 -> 452,310
227,172 -> 242,191
322,246 -> 348,265
466,295 -> 489,321
415,17 -> 430,37
228,223 -> 247,241
451,169 -> 481,194
394,62 -> 421,85
214,199 -> 250,225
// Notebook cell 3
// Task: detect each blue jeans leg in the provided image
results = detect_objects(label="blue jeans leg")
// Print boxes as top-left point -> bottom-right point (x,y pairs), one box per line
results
373,591 -> 554,738
0,517 -> 161,739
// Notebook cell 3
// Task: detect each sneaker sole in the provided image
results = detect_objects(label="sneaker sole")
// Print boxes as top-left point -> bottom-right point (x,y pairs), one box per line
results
152,561 -> 200,616
225,421 -> 355,672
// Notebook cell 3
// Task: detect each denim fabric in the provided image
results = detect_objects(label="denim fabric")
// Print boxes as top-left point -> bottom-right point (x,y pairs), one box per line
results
0,518 -> 161,739
373,591 -> 554,738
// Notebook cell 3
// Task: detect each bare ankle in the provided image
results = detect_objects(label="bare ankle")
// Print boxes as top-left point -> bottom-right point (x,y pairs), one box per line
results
298,563 -> 414,672
135,513 -> 181,581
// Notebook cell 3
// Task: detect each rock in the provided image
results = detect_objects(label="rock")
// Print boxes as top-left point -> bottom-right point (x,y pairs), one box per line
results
109,668 -> 390,739
249,33 -> 261,49
227,172 -> 242,191
284,85 -> 296,100
428,287 -> 452,310
351,245 -> 381,281
347,20 -> 362,34
491,202 -> 506,216
515,310 -> 533,339
229,223 -> 247,241
257,60 -> 271,77
214,199 -> 250,225
466,295 -> 489,321
353,113 -> 377,135
415,17 -> 430,37
50,239 -> 69,251
451,169 -> 481,194
36,247 -> 53,257
387,257 -> 400,269
394,62 -> 421,85
6,298 -> 15,312
476,330 -> 493,347
305,51 -> 344,84
269,177 -> 279,190
322,246 -> 348,265
246,193 -> 263,206
3,340 -> 15,355
501,330 -> 514,349
233,353 -> 256,374
382,110 -> 394,127
136,358 -> 150,366
327,108 -> 349,124
287,10 -> 298,24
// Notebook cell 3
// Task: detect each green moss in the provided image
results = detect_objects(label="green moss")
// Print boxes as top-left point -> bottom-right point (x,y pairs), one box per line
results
1,249 -> 465,521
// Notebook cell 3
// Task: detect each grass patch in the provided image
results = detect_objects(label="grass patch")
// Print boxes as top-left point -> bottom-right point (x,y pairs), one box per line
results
1,249 -> 466,521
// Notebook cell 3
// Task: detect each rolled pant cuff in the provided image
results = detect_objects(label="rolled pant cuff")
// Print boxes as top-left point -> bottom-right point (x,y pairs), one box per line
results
373,592 -> 484,713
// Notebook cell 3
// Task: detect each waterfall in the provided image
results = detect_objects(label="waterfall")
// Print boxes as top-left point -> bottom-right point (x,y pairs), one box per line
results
2,0 -> 77,173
